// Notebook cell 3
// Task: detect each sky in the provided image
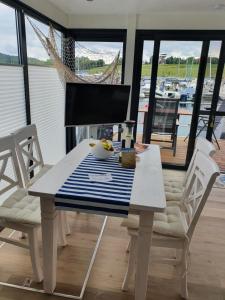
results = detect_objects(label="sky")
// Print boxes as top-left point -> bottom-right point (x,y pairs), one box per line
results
142,40 -> 222,62
0,2 -> 222,63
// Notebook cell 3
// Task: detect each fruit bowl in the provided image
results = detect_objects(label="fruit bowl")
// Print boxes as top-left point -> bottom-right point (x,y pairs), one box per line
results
90,139 -> 114,160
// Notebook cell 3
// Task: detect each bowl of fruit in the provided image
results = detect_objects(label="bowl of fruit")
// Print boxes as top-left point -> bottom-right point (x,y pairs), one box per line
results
89,139 -> 114,160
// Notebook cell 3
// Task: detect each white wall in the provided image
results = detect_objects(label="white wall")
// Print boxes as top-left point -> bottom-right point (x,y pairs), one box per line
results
20,0 -> 68,27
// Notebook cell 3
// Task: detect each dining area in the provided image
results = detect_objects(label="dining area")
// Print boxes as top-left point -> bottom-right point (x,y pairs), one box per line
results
0,122 -> 222,300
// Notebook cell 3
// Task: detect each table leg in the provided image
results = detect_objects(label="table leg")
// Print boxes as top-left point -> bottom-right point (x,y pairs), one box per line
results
135,211 -> 154,300
40,197 -> 58,294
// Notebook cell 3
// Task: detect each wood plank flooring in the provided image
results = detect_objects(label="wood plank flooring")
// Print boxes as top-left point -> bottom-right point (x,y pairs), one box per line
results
0,187 -> 225,300
136,134 -> 225,171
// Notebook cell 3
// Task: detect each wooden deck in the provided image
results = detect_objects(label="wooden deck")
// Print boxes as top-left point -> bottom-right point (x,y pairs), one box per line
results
136,134 -> 225,171
0,188 -> 225,299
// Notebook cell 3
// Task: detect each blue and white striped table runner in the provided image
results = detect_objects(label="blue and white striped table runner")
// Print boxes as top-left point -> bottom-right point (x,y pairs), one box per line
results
55,151 -> 135,217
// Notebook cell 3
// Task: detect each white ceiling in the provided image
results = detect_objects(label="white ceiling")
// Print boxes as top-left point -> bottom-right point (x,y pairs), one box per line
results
48,0 -> 225,15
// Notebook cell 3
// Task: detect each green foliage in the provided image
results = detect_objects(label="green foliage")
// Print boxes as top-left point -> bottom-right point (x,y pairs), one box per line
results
75,56 -> 105,70
27,57 -> 53,66
0,52 -> 53,66
141,63 -> 219,78
0,52 -> 19,64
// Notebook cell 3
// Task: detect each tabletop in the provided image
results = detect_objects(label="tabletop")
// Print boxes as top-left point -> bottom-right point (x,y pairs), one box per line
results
29,139 -> 166,213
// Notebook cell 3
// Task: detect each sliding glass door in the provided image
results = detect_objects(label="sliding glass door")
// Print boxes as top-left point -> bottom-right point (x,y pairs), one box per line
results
131,31 -> 225,169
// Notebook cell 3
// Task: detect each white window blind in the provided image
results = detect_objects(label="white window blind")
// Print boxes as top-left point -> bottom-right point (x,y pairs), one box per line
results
0,65 -> 26,137
0,65 -> 26,204
28,66 -> 66,164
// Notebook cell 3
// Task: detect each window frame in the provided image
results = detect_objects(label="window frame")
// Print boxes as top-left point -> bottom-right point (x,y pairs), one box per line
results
0,1 -> 20,66
66,29 -> 127,84
131,30 -> 225,170
0,0 -> 67,140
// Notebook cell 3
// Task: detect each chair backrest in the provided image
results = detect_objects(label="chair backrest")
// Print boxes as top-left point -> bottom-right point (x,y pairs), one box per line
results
152,98 -> 179,134
13,124 -> 44,187
184,137 -> 216,185
182,151 -> 219,239
0,135 -> 23,195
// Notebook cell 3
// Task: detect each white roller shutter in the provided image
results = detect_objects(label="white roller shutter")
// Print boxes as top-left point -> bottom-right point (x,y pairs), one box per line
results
0,65 -> 26,137
28,66 -> 66,164
0,65 -> 26,204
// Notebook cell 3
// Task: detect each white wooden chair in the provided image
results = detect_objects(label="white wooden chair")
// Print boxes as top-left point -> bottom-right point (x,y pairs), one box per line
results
163,137 -> 216,202
0,135 -> 43,282
13,124 -> 70,245
121,151 -> 220,299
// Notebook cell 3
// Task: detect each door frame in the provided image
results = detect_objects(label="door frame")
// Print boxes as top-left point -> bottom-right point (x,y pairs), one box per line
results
130,30 -> 225,170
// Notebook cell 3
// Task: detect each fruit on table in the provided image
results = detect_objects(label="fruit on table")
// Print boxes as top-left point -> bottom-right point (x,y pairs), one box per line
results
89,139 -> 114,152
101,139 -> 114,151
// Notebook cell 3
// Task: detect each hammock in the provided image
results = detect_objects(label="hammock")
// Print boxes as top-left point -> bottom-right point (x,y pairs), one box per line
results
27,17 -> 121,85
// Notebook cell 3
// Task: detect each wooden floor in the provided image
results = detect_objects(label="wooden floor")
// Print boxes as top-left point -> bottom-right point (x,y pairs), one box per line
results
136,134 -> 225,171
0,187 -> 225,300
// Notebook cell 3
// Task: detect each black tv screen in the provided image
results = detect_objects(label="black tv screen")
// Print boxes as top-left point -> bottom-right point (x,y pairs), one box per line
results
65,83 -> 130,126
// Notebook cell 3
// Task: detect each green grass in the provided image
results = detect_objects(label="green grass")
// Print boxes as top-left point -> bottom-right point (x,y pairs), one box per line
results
87,63 -> 219,78
142,63 -> 218,78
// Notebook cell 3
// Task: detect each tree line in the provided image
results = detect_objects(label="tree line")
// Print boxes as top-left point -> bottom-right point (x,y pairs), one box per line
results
144,56 -> 219,65
75,56 -> 123,70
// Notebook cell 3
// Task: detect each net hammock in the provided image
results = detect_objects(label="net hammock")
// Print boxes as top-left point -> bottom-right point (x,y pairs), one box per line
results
26,17 -> 121,86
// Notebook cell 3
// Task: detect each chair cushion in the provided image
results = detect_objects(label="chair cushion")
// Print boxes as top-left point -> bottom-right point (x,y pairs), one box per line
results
163,170 -> 184,201
121,206 -> 188,238
0,189 -> 41,226
164,180 -> 183,201
28,164 -> 52,187
163,169 -> 186,183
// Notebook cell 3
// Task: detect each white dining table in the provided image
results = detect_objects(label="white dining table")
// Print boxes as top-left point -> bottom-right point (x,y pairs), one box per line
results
28,139 -> 166,300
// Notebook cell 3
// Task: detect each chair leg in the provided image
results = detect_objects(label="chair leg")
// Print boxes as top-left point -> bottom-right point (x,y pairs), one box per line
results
126,239 -> 131,253
27,227 -> 43,283
180,248 -> 189,299
58,211 -> 67,246
122,235 -> 137,291
62,211 -> 71,235
19,232 -> 27,239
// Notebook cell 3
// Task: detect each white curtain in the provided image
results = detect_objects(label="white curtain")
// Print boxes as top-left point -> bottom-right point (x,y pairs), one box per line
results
28,66 -> 66,164
0,65 -> 26,136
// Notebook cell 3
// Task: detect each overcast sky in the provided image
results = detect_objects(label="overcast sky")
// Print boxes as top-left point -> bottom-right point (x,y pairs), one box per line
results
142,40 -> 221,62
0,2 -> 222,63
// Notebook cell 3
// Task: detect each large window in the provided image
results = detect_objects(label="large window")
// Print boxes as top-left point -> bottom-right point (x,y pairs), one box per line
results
25,16 -> 53,66
0,2 -> 26,204
25,16 -> 66,164
74,41 -> 123,82
0,2 -> 19,64
131,31 -> 225,170
0,2 -> 26,137
65,29 -> 126,146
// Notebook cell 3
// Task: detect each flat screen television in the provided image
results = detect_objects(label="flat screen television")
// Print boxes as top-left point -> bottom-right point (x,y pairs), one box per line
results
65,82 -> 130,126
